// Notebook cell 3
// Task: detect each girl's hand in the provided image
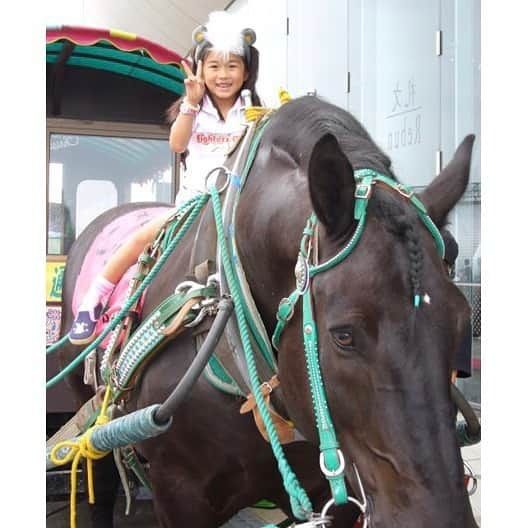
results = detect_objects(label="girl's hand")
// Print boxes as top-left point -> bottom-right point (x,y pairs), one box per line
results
181,60 -> 205,105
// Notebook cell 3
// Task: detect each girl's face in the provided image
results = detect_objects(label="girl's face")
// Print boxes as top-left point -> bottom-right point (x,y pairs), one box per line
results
202,51 -> 248,104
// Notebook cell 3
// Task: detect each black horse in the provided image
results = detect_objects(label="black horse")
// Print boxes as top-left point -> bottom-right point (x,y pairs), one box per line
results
57,96 -> 477,527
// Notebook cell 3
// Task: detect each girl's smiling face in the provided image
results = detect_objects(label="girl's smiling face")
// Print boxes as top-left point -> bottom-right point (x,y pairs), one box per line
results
202,51 -> 248,104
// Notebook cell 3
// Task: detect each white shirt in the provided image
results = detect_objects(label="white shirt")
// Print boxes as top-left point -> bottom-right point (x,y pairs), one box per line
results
175,94 -> 246,207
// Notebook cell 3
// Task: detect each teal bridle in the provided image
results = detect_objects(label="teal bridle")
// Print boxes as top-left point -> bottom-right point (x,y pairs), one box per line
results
272,169 -> 446,514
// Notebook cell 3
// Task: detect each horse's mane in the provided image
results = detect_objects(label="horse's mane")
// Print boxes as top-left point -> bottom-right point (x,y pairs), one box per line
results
269,95 -> 397,179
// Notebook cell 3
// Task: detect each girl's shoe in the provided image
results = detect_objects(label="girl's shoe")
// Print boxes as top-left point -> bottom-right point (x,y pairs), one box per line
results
69,303 -> 103,345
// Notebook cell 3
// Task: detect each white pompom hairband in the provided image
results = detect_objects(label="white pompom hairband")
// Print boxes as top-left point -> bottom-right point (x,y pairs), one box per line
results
191,11 -> 256,66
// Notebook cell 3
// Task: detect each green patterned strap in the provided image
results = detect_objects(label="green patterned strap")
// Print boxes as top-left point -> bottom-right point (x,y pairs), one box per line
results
107,285 -> 217,395
302,292 -> 348,505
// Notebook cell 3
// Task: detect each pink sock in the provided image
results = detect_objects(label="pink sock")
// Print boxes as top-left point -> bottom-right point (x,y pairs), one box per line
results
78,275 -> 115,316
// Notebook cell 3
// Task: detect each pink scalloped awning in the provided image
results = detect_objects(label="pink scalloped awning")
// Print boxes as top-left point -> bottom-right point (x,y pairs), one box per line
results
46,25 -> 184,66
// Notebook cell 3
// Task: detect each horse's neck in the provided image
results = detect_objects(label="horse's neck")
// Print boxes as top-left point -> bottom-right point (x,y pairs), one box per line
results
236,181 -> 312,335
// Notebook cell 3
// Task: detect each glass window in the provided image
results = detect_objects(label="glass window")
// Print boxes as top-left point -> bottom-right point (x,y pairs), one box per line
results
47,133 -> 173,255
75,180 -> 118,236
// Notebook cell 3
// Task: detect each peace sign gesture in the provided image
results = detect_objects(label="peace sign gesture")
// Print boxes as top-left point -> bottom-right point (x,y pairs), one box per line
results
181,59 -> 205,106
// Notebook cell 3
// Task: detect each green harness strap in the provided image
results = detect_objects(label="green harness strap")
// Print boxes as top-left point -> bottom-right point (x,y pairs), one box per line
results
104,284 -> 218,399
272,169 -> 447,508
209,184 -> 313,520
228,119 -> 279,374
50,117 -> 450,521
302,292 -> 348,504
354,169 -> 445,258
273,169 -> 445,347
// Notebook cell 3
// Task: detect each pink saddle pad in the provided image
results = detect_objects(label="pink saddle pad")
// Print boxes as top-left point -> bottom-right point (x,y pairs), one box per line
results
72,206 -> 171,348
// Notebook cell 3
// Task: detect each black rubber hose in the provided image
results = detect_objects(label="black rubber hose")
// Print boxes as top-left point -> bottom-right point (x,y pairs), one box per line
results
154,298 -> 234,424
451,383 -> 481,446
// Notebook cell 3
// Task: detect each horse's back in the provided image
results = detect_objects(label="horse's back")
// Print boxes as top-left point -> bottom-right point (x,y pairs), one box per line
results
61,202 -> 172,333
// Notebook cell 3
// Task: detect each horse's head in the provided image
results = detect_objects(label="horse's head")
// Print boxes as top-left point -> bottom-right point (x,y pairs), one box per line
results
301,132 -> 475,526
237,97 -> 476,527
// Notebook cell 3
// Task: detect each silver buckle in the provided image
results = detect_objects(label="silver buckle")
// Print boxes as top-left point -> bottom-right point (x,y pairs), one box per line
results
260,381 -> 273,395
395,183 -> 414,199
205,166 -> 231,194
354,182 -> 372,200
319,449 -> 345,477
277,297 -> 295,322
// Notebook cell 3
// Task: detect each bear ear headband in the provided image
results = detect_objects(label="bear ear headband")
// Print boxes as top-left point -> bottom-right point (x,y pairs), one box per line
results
191,23 -> 256,66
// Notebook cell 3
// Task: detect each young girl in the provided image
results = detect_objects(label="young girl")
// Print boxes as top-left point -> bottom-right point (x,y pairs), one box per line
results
69,12 -> 262,345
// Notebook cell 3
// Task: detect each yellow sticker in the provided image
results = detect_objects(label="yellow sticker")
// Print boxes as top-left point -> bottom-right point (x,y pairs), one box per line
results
46,261 -> 66,302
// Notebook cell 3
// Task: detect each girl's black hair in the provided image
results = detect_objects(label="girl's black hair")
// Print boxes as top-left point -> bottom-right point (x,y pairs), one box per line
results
165,44 -> 262,124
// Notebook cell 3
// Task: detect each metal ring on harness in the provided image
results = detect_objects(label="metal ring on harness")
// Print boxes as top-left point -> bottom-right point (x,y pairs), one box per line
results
184,301 -> 217,328
320,497 -> 368,527
175,280 -> 205,295
205,166 -> 231,195
319,462 -> 369,527
464,460 -> 479,496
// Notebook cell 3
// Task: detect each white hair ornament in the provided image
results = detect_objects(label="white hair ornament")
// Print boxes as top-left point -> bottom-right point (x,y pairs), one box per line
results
192,11 -> 256,65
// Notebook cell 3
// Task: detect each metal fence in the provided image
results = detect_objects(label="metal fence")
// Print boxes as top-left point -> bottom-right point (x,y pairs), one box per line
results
456,283 -> 481,337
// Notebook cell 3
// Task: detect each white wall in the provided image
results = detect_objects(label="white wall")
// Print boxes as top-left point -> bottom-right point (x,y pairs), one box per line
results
286,0 -> 349,108
45,0 -> 228,56
227,0 -> 288,107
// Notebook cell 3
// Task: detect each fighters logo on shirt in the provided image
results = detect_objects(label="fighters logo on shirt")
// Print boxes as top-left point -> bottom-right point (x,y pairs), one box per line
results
195,132 -> 241,146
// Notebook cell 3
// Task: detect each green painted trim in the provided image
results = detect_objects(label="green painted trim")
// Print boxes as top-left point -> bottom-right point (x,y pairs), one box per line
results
46,42 -> 184,81
46,52 -> 184,95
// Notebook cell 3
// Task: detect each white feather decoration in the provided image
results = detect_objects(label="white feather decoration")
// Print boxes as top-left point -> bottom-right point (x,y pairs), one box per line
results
202,11 -> 246,60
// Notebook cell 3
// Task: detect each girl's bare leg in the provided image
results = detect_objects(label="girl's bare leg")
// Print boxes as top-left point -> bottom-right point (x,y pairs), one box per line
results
69,209 -> 174,344
100,212 -> 169,283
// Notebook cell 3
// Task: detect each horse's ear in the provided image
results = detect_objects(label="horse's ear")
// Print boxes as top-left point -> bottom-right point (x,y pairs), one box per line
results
418,134 -> 475,227
308,133 -> 356,240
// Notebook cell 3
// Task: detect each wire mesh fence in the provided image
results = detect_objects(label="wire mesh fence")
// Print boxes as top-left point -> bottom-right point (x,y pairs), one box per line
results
456,283 -> 481,337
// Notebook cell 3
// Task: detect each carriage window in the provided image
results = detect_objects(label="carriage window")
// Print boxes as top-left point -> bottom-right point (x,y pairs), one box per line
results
47,133 -> 173,255
75,180 -> 118,236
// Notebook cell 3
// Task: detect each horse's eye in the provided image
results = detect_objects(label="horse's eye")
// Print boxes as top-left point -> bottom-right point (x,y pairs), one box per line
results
332,329 -> 356,350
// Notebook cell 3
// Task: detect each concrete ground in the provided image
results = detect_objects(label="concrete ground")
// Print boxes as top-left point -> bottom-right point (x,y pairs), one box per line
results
47,458 -> 481,527
46,498 -> 287,527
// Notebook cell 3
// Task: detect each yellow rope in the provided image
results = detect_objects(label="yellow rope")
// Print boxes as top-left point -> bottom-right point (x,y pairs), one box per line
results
50,386 -> 113,528
244,87 -> 292,122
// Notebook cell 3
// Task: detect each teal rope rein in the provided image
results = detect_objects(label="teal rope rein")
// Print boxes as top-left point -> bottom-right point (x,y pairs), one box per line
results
46,334 -> 70,355
209,185 -> 313,520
